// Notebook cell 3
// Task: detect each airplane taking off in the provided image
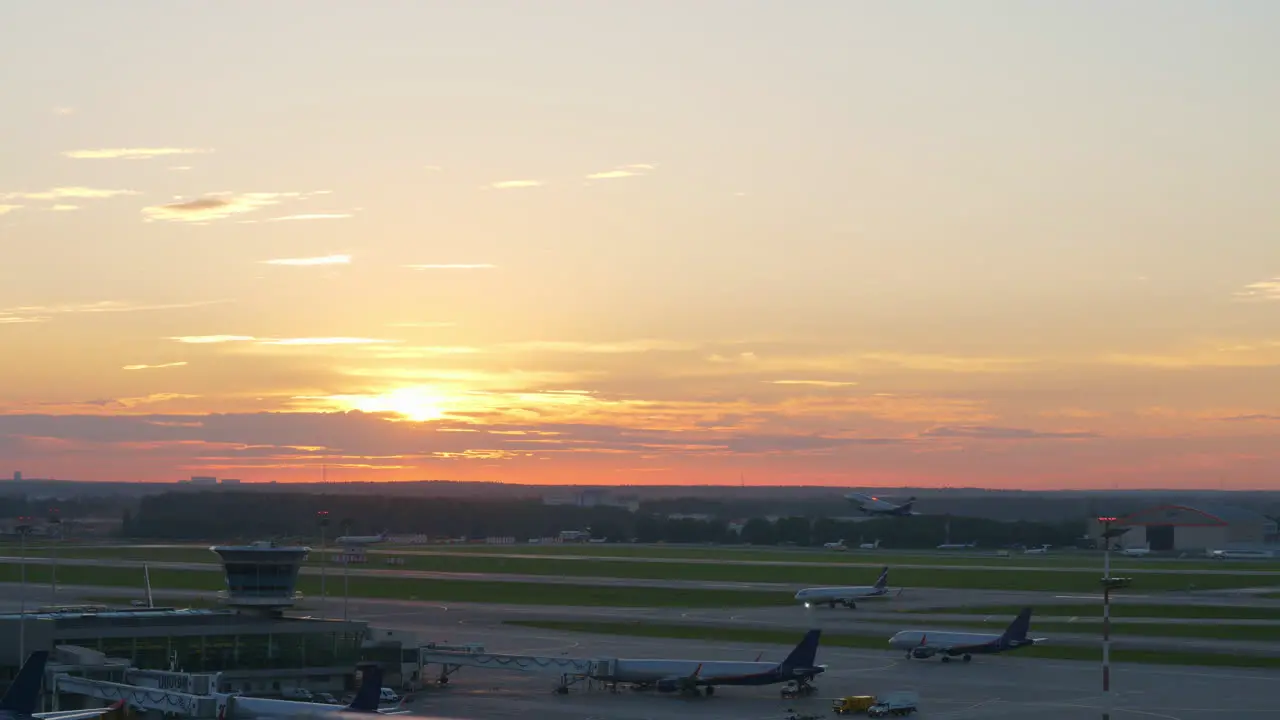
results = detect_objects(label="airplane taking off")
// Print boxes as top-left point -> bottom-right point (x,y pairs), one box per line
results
591,629 -> 825,697
795,566 -> 895,609
888,607 -> 1045,663
2,652 -> 124,720
845,493 -> 920,517
334,531 -> 389,546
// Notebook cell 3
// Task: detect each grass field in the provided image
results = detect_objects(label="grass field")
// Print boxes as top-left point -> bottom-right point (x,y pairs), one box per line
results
6,541 -> 1278,574
0,563 -> 786,608
502,620 -> 1280,669
3,547 -> 1277,593
901,603 -> 1280,621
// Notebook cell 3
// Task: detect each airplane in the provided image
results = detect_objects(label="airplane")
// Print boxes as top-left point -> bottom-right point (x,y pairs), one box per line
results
888,607 -> 1045,663
2,651 -> 125,720
1121,546 -> 1151,557
794,566 -> 895,609
334,531 -> 389,546
859,539 -> 881,550
844,493 -> 919,517
217,665 -> 412,720
823,540 -> 847,551
936,542 -> 977,550
588,629 -> 825,697
1023,544 -> 1051,555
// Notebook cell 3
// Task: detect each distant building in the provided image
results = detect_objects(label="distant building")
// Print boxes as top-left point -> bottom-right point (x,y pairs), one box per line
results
190,476 -> 217,485
11,471 -> 20,482
1092,504 -> 1279,552
220,478 -> 242,485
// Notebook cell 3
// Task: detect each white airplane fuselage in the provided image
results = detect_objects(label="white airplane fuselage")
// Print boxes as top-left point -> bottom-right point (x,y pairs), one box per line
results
795,585 -> 887,607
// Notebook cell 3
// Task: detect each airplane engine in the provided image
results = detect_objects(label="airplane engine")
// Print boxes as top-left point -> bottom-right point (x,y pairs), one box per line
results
910,647 -> 934,659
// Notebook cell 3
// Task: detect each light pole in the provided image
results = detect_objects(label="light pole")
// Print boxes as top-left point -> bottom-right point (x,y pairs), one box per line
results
1097,517 -> 1131,720
48,508 -> 61,602
16,517 -> 33,663
341,518 -> 352,621
317,510 -> 330,620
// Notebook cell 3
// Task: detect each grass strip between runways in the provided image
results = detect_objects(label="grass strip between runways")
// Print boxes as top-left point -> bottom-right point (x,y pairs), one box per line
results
503,620 -> 1280,669
899,603 -> 1280,621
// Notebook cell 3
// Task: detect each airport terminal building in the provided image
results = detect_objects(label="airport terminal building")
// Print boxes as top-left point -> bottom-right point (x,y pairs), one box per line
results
0,542 -> 416,698
1093,503 -> 1279,552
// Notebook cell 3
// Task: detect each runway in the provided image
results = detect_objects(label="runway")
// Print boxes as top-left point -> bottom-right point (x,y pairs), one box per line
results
4,582 -> 1278,657
71,543 -> 1280,577
4,556 -> 1280,602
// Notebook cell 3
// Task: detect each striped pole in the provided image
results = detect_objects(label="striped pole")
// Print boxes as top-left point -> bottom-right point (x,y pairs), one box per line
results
1102,520 -> 1112,720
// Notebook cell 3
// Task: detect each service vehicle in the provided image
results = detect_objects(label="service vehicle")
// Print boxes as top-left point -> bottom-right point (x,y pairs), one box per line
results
832,695 -> 876,714
867,691 -> 918,717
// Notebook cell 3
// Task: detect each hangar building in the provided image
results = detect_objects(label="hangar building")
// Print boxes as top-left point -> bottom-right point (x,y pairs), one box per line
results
1092,504 -> 1278,552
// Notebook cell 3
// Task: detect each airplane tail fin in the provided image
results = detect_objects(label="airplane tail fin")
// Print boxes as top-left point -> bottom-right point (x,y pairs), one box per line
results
874,566 -> 889,589
1,650 -> 49,715
781,629 -> 821,669
1000,607 -> 1033,643
344,663 -> 383,713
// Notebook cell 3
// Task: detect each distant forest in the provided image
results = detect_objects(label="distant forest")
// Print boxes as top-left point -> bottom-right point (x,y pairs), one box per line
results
118,491 -> 1087,549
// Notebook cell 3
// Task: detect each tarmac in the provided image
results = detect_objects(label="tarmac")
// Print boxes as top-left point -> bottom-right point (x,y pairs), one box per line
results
1,585 -> 1277,718
379,612 -> 1278,720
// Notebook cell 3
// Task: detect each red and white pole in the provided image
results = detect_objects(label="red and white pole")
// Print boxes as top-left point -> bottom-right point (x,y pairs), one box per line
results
1102,520 -> 1112,720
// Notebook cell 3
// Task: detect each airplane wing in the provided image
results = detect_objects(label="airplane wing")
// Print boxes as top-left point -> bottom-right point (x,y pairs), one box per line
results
34,701 -> 125,720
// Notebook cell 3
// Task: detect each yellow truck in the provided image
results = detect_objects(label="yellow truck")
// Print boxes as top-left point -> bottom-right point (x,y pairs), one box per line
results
832,696 -> 876,714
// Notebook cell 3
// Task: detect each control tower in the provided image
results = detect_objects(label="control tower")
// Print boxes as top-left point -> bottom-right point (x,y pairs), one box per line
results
209,540 -> 310,614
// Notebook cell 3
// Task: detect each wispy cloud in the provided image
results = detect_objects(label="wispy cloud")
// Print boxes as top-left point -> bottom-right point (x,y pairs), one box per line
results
0,205 -> 20,216
388,321 -> 456,328
1,300 -> 225,325
1235,278 -> 1280,301
585,163 -> 656,180
503,340 -> 693,354
922,425 -> 1099,440
2,187 -> 139,201
52,107 -> 75,116
260,254 -> 352,266
169,335 -> 256,344
123,361 -> 189,371
264,213 -> 352,222
142,192 -> 322,223
63,147 -> 212,160
50,204 -> 79,212
167,335 -> 393,346
488,180 -> 542,190
405,264 -> 496,270
769,379 -> 859,387
258,337 -> 396,346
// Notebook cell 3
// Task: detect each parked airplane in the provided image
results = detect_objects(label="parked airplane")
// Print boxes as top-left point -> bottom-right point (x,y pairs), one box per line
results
795,567 -> 895,609
888,607 -> 1045,663
590,629 -> 825,696
1121,546 -> 1151,557
334,531 -> 389,546
936,542 -> 977,550
218,665 -> 410,720
859,539 -> 881,550
823,540 -> 847,551
845,493 -> 919,517
1,652 -> 124,720
1023,544 -> 1051,555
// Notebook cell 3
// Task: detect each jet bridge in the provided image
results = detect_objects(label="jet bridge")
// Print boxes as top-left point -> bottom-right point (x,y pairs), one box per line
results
417,649 -> 615,692
50,675 -> 216,717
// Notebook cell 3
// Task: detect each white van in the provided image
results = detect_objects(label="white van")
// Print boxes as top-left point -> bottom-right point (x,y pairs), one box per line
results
379,688 -> 400,704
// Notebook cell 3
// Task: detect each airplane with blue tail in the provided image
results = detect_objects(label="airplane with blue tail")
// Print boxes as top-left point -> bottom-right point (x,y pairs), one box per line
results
888,607 -> 1045,663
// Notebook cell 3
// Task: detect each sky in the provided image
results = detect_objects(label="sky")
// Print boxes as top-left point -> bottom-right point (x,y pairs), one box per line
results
1,1 -> 1278,489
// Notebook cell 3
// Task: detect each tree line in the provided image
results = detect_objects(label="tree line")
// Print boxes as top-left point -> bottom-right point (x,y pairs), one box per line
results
118,491 -> 1085,549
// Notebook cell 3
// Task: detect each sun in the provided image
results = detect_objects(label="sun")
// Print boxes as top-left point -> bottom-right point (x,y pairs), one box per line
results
348,386 -> 447,422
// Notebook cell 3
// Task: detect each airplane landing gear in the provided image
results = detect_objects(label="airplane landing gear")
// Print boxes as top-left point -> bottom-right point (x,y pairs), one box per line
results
962,654 -> 972,663
941,656 -> 951,663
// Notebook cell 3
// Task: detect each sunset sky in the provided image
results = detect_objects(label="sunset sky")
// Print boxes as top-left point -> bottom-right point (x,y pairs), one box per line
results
2,2 -> 1278,489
